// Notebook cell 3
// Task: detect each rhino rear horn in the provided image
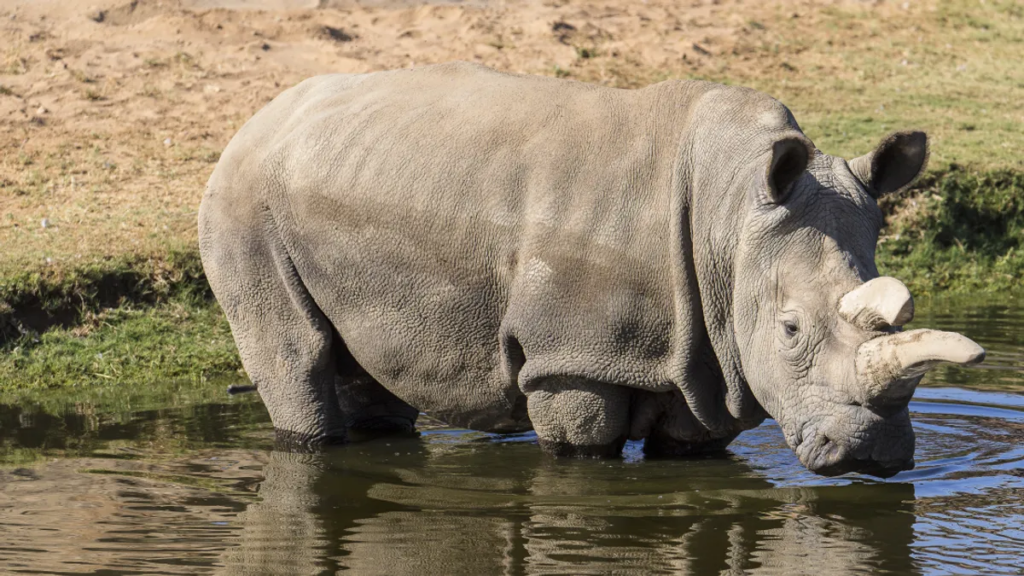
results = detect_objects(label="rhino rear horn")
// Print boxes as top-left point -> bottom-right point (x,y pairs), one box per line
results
839,276 -> 914,331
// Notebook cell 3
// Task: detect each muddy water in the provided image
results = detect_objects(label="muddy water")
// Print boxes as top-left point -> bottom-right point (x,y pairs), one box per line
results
0,298 -> 1021,575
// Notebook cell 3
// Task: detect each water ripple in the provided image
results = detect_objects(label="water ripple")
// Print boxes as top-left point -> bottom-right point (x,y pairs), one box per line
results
0,298 -> 1020,574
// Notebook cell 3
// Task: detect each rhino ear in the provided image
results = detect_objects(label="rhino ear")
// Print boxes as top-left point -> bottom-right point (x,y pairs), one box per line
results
765,135 -> 813,204
849,131 -> 928,198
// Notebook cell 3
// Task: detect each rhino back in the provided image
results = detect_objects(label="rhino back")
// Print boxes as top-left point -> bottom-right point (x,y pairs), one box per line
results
215,62 -> 720,429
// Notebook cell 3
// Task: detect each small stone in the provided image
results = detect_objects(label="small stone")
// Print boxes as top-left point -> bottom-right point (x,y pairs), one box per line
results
35,106 -> 46,115
40,217 -> 49,229
260,42 -> 270,51
163,137 -> 172,147
87,8 -> 105,23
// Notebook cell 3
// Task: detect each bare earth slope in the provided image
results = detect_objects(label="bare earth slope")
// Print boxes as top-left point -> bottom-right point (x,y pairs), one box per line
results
1,0 -> 1021,276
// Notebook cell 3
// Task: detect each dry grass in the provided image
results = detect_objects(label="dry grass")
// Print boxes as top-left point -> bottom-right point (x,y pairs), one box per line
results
0,0 -> 1020,280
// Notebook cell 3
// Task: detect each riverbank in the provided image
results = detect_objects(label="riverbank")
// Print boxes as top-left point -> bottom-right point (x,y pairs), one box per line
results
1,0 -> 1021,389
878,168 -> 1024,296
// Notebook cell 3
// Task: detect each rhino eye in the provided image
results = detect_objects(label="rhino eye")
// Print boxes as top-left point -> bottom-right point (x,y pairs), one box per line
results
783,320 -> 799,338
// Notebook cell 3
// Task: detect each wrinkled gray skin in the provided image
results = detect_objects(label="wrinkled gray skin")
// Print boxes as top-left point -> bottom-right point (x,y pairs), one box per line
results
199,62 -> 984,477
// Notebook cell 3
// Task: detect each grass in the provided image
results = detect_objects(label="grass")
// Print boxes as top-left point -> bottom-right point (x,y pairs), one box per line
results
0,0 -> 1019,390
0,249 -> 207,337
566,0 -> 1024,170
877,168 -> 1024,296
0,295 -> 241,391
0,248 -> 243,391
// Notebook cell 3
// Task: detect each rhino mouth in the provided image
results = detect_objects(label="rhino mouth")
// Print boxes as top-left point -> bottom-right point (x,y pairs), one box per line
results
788,404 -> 915,479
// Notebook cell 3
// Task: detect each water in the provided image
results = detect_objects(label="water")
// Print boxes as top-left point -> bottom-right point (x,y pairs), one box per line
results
0,298 -> 1021,575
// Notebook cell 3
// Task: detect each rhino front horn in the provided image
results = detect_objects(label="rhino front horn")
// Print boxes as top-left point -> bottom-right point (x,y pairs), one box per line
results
856,329 -> 986,404
839,276 -> 914,330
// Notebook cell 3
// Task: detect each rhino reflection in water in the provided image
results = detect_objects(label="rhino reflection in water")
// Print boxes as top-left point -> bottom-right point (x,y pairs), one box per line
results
200,61 -> 984,477
220,442 -> 919,575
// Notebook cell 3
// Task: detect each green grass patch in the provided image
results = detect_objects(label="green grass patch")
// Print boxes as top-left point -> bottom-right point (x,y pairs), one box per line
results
0,247 -> 208,340
877,168 -> 1024,296
0,244 -> 243,391
0,296 -> 241,391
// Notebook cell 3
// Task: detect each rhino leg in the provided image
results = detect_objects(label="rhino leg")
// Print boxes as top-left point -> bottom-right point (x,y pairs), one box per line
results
632,389 -> 738,458
201,206 -> 348,450
333,337 -> 420,438
525,377 -> 631,458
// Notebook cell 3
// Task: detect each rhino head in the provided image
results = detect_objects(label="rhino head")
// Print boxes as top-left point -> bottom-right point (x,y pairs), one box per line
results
724,130 -> 984,478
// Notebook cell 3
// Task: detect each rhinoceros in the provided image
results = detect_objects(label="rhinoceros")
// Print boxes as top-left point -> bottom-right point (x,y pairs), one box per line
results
199,62 -> 984,477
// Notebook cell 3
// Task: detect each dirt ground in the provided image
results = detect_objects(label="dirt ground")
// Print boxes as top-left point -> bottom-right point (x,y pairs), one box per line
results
0,0 -> 1021,274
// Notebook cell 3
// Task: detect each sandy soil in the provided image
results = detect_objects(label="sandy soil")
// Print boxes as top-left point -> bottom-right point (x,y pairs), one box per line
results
1,0 -> 788,145
0,0 -> 795,268
0,0 -> 1017,271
